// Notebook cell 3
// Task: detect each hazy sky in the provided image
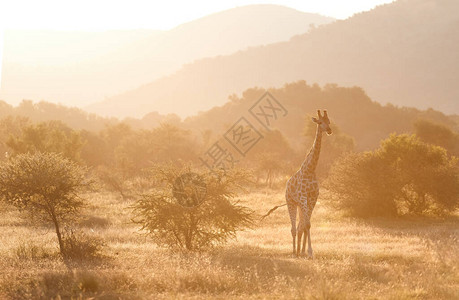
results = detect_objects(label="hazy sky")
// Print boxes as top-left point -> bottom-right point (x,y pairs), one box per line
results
0,0 -> 394,30
0,0 -> 394,88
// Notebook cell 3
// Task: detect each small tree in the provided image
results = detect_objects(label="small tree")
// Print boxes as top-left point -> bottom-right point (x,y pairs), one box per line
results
0,152 -> 92,255
96,166 -> 131,200
132,165 -> 254,251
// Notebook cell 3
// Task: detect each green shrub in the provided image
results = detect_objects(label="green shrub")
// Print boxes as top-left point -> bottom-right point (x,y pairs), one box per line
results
326,134 -> 459,217
326,152 -> 399,217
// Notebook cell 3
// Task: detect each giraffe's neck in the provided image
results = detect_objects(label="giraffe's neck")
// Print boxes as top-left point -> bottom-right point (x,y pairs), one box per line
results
300,125 -> 323,174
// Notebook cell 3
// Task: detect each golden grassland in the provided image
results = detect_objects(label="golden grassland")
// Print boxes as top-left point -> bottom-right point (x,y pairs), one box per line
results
0,189 -> 457,299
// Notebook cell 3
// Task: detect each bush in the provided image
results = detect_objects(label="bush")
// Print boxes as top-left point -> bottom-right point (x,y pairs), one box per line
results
6,120 -> 84,162
61,229 -> 105,260
326,134 -> 459,217
132,165 -> 254,251
325,152 -> 399,217
414,119 -> 459,156
0,152 -> 93,255
96,166 -> 132,200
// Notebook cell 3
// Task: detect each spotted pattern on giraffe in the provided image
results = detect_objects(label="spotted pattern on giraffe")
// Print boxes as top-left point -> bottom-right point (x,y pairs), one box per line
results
285,110 -> 331,257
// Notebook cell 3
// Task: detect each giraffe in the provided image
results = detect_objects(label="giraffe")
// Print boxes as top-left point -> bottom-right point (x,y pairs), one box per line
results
285,110 -> 332,257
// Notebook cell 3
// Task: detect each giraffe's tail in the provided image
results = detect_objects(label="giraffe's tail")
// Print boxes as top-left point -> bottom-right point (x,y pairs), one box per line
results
261,203 -> 287,220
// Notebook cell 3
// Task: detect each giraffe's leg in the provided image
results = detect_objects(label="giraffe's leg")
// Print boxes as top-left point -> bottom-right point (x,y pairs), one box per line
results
296,226 -> 303,257
302,228 -> 307,255
286,198 -> 297,256
306,199 -> 315,259
307,226 -> 313,259
296,210 -> 306,257
297,205 -> 309,256
302,218 -> 312,258
301,218 -> 310,255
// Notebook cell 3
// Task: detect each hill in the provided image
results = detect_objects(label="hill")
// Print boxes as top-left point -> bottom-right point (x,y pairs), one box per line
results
0,100 -> 115,132
182,81 -> 457,151
0,5 -> 333,107
88,0 -> 459,118
1,81 -> 456,153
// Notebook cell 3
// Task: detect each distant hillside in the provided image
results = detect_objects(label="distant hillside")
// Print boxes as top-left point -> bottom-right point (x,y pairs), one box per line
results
182,81 -> 457,151
1,81 -> 457,154
0,100 -> 115,132
0,5 -> 333,107
88,0 -> 459,118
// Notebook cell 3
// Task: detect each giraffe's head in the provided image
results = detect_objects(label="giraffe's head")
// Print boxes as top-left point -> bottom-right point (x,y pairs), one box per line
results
312,110 -> 332,135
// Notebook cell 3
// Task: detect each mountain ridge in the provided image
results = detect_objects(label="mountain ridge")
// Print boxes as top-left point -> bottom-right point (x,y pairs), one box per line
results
0,5 -> 333,107
87,0 -> 459,118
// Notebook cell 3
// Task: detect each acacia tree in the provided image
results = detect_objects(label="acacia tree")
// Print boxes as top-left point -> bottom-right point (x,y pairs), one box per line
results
132,165 -> 254,251
0,152 -> 92,256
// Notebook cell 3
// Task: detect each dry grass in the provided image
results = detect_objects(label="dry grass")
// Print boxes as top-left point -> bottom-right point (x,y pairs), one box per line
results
0,190 -> 457,299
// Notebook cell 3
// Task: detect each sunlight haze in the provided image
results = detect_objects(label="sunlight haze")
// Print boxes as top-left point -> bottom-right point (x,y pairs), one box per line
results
0,0 -> 394,101
0,0 -> 395,30
0,0 -> 393,93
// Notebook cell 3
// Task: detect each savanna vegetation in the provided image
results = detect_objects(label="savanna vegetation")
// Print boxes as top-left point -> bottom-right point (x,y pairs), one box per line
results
0,189 -> 457,299
133,166 -> 254,251
0,152 -> 93,258
326,134 -> 459,217
0,81 -> 457,299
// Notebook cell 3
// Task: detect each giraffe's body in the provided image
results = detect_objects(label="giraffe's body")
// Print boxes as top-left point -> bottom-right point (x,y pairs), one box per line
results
285,110 -> 331,257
